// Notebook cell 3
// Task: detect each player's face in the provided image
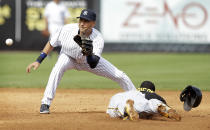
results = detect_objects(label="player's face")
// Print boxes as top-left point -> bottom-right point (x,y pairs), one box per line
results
79,18 -> 95,34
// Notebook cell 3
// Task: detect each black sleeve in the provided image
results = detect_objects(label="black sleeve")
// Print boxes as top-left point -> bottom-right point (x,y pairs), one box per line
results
144,92 -> 167,104
86,55 -> 100,69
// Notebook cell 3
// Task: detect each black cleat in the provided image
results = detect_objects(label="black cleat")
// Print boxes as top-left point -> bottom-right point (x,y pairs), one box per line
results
40,104 -> 50,114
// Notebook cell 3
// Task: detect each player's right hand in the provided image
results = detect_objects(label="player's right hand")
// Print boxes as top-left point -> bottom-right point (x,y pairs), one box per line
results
26,62 -> 40,73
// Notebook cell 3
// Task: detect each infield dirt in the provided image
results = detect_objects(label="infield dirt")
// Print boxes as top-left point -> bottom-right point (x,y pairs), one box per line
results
0,88 -> 210,130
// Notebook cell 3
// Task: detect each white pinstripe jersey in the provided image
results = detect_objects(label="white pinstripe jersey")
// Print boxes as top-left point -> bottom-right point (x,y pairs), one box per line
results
49,23 -> 104,63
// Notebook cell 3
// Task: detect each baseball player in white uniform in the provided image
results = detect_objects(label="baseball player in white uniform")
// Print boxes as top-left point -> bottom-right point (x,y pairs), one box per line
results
42,0 -> 70,55
26,9 -> 136,114
107,81 -> 181,121
43,0 -> 70,38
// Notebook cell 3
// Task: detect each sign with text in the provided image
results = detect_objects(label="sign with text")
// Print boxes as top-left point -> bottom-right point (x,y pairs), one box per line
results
101,0 -> 210,43
0,0 -> 86,50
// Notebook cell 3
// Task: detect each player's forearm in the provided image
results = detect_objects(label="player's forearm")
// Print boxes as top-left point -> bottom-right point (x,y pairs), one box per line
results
36,42 -> 54,64
42,41 -> 54,54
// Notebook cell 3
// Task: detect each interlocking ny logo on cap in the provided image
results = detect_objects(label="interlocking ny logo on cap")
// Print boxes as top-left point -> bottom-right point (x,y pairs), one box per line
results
83,11 -> 88,15
77,9 -> 96,21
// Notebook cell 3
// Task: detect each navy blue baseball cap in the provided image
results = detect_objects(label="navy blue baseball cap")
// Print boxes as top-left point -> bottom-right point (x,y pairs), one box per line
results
77,9 -> 96,21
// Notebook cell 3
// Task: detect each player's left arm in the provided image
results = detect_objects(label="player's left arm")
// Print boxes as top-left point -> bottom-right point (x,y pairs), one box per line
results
74,34 -> 104,69
86,36 -> 104,69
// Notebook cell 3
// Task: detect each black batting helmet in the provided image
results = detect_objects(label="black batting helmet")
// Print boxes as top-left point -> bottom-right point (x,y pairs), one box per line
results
180,85 -> 202,111
139,81 -> 155,92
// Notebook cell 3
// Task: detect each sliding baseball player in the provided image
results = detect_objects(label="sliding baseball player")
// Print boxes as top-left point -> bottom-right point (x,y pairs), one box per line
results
107,81 -> 181,121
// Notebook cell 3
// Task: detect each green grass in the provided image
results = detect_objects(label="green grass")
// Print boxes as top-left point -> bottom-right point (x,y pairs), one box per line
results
0,51 -> 210,91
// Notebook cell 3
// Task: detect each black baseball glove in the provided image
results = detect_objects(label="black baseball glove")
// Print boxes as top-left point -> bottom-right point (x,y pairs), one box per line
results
73,35 -> 93,56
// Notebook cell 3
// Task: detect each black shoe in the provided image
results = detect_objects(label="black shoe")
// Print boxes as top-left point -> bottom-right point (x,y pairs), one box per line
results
40,104 -> 50,114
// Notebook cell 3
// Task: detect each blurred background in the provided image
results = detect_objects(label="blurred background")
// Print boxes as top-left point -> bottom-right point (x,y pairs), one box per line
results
0,0 -> 209,90
0,0 -> 210,52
